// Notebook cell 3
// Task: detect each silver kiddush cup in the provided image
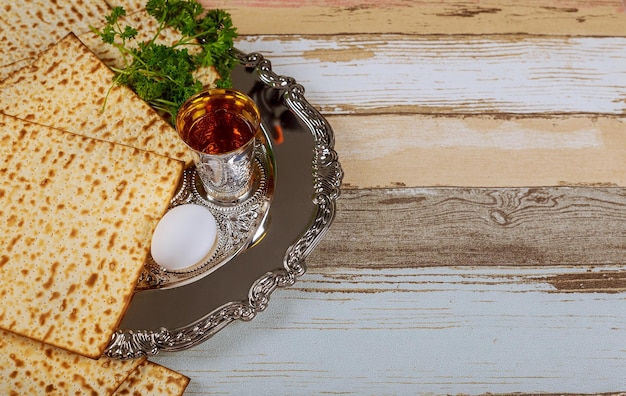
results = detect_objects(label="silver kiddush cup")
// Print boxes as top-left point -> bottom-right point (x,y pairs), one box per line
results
176,88 -> 261,205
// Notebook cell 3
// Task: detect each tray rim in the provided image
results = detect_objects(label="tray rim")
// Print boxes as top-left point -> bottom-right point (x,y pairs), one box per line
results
104,49 -> 343,359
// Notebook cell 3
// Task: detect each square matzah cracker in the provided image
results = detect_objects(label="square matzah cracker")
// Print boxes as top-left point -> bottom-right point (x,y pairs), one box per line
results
0,33 -> 191,164
0,328 -> 145,395
0,113 -> 183,358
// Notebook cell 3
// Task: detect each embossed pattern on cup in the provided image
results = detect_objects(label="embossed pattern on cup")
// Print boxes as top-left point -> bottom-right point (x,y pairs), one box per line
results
176,89 -> 261,205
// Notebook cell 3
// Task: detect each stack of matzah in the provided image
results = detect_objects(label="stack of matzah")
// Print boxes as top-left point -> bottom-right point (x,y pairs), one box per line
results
0,112 -> 182,357
0,328 -> 189,395
0,33 -> 192,164
0,328 -> 145,394
0,113 -> 190,395
0,0 -> 110,80
0,0 -> 218,94
0,1 -> 209,394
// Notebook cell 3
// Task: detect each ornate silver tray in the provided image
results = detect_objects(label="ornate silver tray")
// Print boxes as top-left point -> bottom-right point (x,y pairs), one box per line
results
104,50 -> 343,359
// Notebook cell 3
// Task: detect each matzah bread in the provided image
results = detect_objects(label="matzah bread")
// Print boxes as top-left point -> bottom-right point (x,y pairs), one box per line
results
0,113 -> 183,358
103,0 -> 146,15
0,59 -> 33,83
0,328 -> 145,395
0,33 -> 192,164
113,361 -> 190,396
0,0 -> 111,81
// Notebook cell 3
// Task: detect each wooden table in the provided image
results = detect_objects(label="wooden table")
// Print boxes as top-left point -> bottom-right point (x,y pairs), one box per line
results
152,1 -> 626,394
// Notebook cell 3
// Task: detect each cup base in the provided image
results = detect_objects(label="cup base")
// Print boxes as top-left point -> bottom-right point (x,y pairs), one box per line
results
193,159 -> 263,207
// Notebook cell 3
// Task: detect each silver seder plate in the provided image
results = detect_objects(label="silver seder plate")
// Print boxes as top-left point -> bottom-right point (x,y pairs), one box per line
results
104,50 -> 343,359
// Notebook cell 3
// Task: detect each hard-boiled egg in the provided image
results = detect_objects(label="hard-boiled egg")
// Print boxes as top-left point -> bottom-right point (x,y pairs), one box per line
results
150,204 -> 218,271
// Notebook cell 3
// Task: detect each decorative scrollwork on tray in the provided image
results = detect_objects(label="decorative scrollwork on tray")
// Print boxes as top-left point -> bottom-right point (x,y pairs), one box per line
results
104,50 -> 343,359
105,328 -> 171,360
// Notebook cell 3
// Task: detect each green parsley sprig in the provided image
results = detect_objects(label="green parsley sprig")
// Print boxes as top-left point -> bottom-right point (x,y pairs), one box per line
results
90,0 -> 238,122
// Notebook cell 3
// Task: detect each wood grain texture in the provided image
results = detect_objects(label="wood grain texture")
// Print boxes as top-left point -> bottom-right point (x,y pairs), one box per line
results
234,35 -> 626,115
199,0 -> 626,36
330,114 -> 626,188
152,265 -> 626,395
308,187 -> 626,269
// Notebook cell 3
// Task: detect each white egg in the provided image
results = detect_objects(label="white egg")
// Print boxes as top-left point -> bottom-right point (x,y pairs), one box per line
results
150,204 -> 218,271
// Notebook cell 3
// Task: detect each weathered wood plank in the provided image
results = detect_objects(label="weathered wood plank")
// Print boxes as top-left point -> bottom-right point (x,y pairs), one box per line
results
152,265 -> 626,395
329,114 -> 626,188
235,35 -> 626,115
196,0 -> 626,36
307,187 -> 626,269
235,35 -> 626,188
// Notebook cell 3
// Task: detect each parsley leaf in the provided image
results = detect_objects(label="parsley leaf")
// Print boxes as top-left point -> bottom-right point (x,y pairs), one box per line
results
90,0 -> 238,122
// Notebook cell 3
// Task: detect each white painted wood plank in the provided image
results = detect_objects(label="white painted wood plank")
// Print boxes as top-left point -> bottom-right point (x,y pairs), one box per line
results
152,266 -> 626,394
235,35 -> 626,114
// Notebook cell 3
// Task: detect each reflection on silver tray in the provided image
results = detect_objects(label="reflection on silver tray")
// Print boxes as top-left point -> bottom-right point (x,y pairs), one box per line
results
104,49 -> 343,359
